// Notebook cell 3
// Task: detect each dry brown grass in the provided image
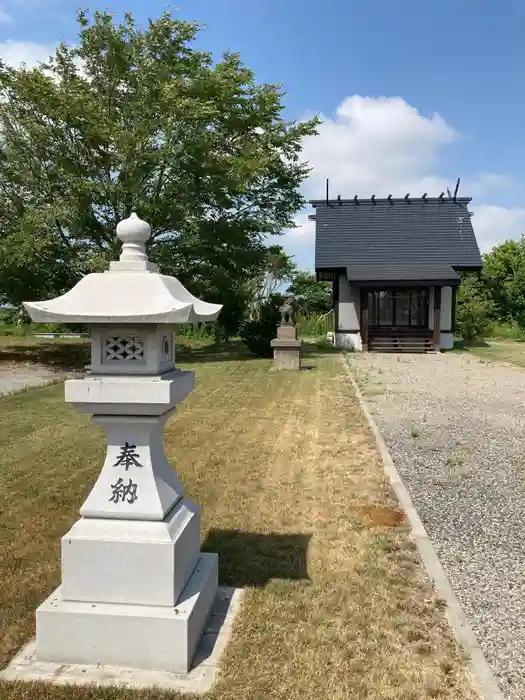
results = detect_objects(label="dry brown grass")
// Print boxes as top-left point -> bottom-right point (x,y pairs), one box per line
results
0,343 -> 478,700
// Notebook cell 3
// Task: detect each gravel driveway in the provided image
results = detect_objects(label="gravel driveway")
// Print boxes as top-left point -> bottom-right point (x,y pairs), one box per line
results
0,365 -> 60,396
351,351 -> 525,700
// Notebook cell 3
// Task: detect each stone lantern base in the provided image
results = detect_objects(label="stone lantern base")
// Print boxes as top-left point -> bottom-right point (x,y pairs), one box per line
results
35,496 -> 218,673
271,325 -> 302,370
36,555 -> 217,673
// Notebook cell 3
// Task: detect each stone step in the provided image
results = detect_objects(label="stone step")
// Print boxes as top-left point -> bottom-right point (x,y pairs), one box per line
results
368,338 -> 435,353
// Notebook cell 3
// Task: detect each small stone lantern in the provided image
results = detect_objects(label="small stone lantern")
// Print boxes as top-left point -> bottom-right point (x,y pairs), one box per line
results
23,214 -> 222,673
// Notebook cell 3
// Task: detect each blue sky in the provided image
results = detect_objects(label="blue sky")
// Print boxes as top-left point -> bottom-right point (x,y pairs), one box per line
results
0,0 -> 524,269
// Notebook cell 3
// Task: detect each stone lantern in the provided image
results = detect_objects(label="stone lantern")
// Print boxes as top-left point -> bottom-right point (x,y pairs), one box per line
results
22,213 -> 222,673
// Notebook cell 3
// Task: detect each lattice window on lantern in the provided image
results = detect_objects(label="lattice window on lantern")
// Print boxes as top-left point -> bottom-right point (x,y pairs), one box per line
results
104,336 -> 145,362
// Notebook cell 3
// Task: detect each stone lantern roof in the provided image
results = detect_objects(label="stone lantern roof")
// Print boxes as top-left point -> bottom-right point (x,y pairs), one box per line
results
23,213 -> 222,324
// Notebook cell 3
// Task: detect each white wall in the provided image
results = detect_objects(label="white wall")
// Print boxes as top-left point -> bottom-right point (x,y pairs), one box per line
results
428,286 -> 454,350
441,286 -> 452,330
440,286 -> 454,349
428,287 -> 434,329
337,274 -> 360,331
428,286 -> 453,331
440,332 -> 454,350
336,273 -> 362,350
335,332 -> 362,351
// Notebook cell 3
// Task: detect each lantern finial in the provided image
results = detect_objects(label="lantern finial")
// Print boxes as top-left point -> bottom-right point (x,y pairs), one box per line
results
115,212 -> 151,265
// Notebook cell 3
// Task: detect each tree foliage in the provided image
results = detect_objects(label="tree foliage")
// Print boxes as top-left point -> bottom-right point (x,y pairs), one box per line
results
0,9 -> 319,311
243,245 -> 296,320
456,273 -> 494,341
287,270 -> 331,315
452,237 -> 525,340
482,238 -> 525,326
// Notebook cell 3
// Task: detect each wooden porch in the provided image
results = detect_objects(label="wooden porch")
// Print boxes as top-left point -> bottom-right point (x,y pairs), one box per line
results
360,287 -> 442,353
367,327 -> 436,353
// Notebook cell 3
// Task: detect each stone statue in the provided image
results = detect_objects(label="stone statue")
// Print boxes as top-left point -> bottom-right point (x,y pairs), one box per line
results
279,295 -> 296,326
272,294 -> 301,369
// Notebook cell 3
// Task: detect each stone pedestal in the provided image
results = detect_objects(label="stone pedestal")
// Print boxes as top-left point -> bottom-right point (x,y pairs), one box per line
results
22,213 -> 224,676
271,325 -> 302,370
36,553 -> 217,673
35,369 -> 218,673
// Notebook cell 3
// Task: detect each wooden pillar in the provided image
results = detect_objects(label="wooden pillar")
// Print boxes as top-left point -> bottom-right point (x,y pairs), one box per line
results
433,286 -> 441,349
360,288 -> 369,351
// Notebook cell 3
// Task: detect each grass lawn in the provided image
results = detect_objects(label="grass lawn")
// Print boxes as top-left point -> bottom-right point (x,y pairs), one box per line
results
0,341 -> 478,700
456,338 -> 525,369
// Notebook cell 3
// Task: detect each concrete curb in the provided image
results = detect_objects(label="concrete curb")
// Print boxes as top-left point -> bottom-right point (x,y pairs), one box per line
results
342,355 -> 504,700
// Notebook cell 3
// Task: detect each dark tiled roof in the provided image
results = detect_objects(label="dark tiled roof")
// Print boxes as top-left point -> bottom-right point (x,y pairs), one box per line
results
312,197 -> 482,276
346,263 -> 461,286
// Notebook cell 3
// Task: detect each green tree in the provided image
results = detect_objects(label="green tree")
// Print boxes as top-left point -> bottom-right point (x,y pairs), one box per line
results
0,9 -> 319,309
287,270 -> 331,315
456,273 -> 494,341
483,238 -> 525,325
258,246 -> 296,298
243,245 -> 296,320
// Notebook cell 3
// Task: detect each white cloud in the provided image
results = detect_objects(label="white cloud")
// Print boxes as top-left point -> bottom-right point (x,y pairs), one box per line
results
472,205 -> 525,253
0,40 -> 55,68
286,211 -> 315,242
464,173 -> 514,199
300,96 -> 457,200
283,95 -> 525,265
0,39 -> 85,79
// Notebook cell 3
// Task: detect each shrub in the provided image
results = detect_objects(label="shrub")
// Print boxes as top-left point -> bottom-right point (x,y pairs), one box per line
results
297,310 -> 334,337
0,324 -> 28,336
240,294 -> 282,357
177,322 -> 215,341
456,274 -> 494,341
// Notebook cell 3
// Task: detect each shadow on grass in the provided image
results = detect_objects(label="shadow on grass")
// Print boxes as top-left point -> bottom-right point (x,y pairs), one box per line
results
180,339 -> 339,365
178,340 -> 253,364
302,340 -> 339,357
202,529 -> 311,587
0,341 -> 90,371
0,338 -> 210,371
0,337 -> 339,371
453,339 -> 490,351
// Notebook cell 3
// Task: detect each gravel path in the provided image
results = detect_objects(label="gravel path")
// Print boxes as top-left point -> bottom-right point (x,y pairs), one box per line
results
0,364 -> 60,396
351,351 -> 525,700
